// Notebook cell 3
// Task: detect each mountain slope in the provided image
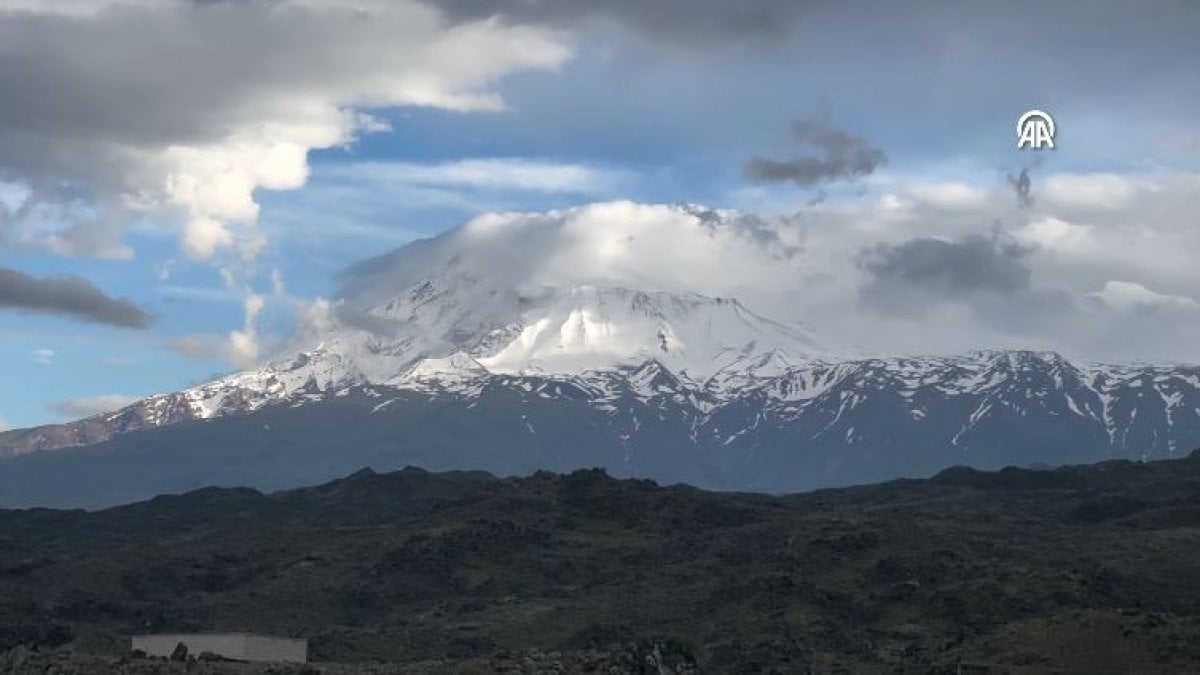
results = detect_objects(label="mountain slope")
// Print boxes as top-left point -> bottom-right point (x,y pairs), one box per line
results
3,350 -> 1200,509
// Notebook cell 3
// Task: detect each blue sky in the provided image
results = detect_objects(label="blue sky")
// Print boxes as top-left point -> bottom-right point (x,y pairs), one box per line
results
1,0 -> 1198,429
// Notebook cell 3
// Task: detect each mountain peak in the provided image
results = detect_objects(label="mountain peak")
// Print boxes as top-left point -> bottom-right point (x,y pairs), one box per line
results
258,271 -> 830,394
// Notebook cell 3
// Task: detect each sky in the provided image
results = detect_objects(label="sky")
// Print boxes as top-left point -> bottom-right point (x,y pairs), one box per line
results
1,0 -> 1198,429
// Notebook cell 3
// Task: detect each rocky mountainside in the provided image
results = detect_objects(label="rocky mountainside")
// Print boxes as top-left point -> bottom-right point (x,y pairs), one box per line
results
2,348 -> 1199,509
4,457 -> 1200,672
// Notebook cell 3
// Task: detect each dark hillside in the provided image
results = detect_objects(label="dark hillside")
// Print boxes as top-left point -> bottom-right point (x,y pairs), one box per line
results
3,454 -> 1200,673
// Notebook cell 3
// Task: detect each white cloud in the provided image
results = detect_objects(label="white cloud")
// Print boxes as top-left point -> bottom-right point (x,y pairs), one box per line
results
0,1 -> 574,378
182,216 -> 235,260
1013,216 -> 1093,252
334,168 -> 1200,363
270,269 -> 286,297
1040,173 -> 1140,210
323,158 -> 631,195
29,348 -> 54,365
226,330 -> 260,369
49,393 -> 139,420
0,1 -> 571,262
1088,281 -> 1198,312
226,293 -> 267,368
906,182 -> 991,210
0,416 -> 9,432
294,297 -> 336,338
373,201 -> 803,300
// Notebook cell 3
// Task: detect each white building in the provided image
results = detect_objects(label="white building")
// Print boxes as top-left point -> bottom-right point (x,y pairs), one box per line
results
130,633 -> 307,663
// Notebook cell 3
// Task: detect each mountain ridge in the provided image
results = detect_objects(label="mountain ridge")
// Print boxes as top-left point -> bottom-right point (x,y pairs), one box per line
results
4,348 -> 1197,456
3,349 -> 1200,509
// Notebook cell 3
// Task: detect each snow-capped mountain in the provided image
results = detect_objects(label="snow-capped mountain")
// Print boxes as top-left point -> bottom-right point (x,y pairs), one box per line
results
276,282 -> 822,389
3,345 -> 1200,508
2,203 -> 1199,507
0,277 -> 826,457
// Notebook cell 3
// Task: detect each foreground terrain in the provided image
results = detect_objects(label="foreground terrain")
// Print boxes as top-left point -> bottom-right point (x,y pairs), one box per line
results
3,453 -> 1200,673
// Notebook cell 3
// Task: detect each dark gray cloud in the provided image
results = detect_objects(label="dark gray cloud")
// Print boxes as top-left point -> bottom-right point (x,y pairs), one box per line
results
856,230 -> 1078,337
1007,161 -> 1042,209
681,205 -> 802,259
0,267 -> 152,328
1008,168 -> 1033,209
428,0 -> 811,47
858,234 -> 1033,314
745,118 -> 887,188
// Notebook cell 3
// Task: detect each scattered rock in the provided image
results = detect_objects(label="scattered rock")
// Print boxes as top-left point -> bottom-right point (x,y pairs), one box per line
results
2,644 -> 30,670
